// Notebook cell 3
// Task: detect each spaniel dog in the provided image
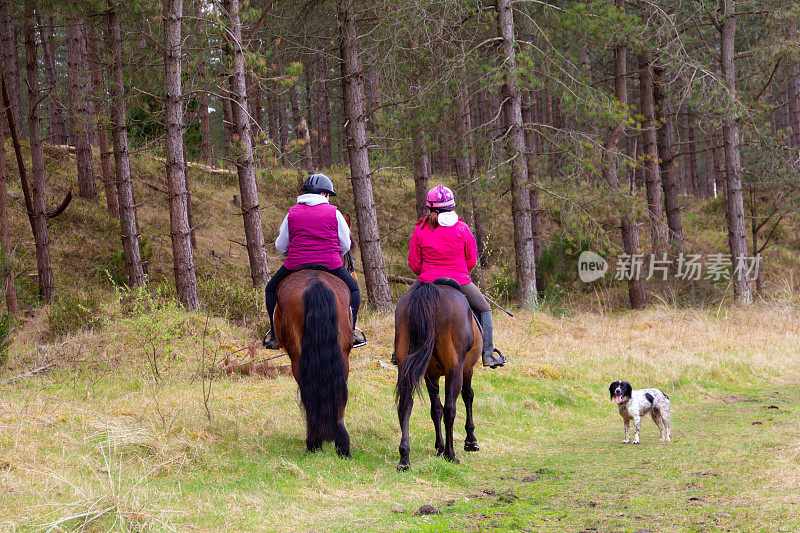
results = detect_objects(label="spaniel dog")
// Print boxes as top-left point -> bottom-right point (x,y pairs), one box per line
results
609,380 -> 671,444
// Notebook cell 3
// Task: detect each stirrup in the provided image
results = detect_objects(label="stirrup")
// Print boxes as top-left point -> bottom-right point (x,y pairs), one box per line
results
262,330 -> 281,350
482,348 -> 506,369
353,327 -> 367,348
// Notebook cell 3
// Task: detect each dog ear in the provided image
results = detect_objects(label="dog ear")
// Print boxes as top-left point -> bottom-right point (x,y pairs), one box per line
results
622,381 -> 632,397
609,381 -> 618,399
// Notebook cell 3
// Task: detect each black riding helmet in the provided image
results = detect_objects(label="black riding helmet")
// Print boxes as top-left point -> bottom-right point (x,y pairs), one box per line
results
302,173 -> 337,196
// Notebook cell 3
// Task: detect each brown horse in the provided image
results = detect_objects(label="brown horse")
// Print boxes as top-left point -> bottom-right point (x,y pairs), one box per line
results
394,280 -> 482,470
274,269 -> 353,457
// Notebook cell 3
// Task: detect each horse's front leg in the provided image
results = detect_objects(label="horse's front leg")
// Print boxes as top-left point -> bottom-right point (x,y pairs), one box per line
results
442,368 -> 464,463
397,382 -> 413,471
425,375 -> 444,456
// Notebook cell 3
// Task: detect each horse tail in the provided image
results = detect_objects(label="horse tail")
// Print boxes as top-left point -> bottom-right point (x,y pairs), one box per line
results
299,280 -> 347,444
396,282 -> 439,403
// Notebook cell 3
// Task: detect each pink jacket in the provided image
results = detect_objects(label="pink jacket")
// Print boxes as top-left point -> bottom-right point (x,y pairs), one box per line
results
283,203 -> 343,270
408,217 -> 477,284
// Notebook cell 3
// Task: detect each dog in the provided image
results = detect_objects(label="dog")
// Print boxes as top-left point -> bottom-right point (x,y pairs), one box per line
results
608,381 -> 671,444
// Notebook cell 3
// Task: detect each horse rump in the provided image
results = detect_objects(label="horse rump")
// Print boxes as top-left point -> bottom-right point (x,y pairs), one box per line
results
395,282 -> 439,404
299,280 -> 348,448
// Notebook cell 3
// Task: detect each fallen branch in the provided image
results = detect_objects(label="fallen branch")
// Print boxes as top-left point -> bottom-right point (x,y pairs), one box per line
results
151,156 -> 235,177
0,362 -> 57,384
46,187 -> 72,219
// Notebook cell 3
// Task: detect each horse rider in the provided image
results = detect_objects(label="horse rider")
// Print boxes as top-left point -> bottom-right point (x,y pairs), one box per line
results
405,184 -> 506,368
263,173 -> 367,349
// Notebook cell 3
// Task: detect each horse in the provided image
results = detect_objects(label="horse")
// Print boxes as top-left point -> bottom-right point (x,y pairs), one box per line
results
273,268 -> 354,457
394,280 -> 482,470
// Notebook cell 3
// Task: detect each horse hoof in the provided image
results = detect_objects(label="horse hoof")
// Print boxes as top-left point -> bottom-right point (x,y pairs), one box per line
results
444,456 -> 460,464
337,450 -> 351,459
397,463 -> 410,472
436,447 -> 445,456
464,441 -> 480,452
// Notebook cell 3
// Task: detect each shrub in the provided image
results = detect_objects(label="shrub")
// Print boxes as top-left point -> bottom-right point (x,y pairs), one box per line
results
0,314 -> 14,366
197,277 -> 262,324
46,290 -> 107,339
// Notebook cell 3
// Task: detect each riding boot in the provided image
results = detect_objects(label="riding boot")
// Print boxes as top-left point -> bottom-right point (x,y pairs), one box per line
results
478,311 -> 506,368
351,306 -> 367,348
262,314 -> 281,350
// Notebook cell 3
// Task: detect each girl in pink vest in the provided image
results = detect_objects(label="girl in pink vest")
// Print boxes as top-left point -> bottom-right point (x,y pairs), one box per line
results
263,174 -> 365,349
406,185 -> 505,368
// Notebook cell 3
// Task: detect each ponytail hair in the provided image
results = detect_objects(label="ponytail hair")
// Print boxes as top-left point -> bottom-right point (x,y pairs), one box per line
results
422,210 -> 439,230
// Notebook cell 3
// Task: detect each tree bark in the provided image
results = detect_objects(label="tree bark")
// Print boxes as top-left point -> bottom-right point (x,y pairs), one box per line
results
313,58 -> 333,168
521,91 -> 542,263
788,20 -> 800,148
0,0 -> 20,138
87,22 -> 118,218
24,0 -> 54,302
67,16 -> 97,199
605,42 -> 647,309
453,80 -> 474,227
0,133 -> 17,314
712,130 -> 725,198
496,0 -> 537,308
653,64 -> 683,249
163,0 -> 199,309
199,60 -> 212,165
638,52 -> 667,253
681,107 -> 701,198
289,83 -> 312,171
337,0 -> 392,311
719,0 -> 752,303
411,124 -> 429,221
278,89 -> 288,166
106,1 -> 145,288
38,14 -> 69,145
222,0 -> 269,286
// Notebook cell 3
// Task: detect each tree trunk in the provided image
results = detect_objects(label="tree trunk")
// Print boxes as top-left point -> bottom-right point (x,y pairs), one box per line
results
278,90 -> 288,166
106,1 -> 145,288
681,107 -> 701,198
366,63 -> 380,133
222,0 -> 269,286
788,20 -> 800,148
496,0 -> 537,308
411,124 -> 429,221
605,42 -> 647,309
163,0 -> 199,309
199,60 -> 212,165
24,0 -> 54,302
38,14 -> 68,144
719,0 -> 752,303
653,64 -> 683,249
0,0 -> 20,139
337,0 -> 392,311
67,16 -> 97,199
638,52 -> 667,253
0,133 -> 17,314
289,83 -> 312,171
454,80 -> 474,227
87,22 -> 118,218
712,130 -> 725,198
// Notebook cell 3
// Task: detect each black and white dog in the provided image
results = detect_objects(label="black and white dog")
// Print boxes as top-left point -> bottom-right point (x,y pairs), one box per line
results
608,381 -> 671,444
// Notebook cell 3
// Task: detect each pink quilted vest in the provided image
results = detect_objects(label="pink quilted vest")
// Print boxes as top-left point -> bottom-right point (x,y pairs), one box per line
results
284,203 -> 343,270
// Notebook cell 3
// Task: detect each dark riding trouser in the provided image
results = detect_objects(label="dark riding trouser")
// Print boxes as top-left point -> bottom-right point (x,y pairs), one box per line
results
409,280 -> 490,314
265,265 -> 361,330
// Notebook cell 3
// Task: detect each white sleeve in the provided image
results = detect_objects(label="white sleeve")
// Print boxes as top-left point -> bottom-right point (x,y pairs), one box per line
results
336,210 -> 352,254
274,215 -> 290,255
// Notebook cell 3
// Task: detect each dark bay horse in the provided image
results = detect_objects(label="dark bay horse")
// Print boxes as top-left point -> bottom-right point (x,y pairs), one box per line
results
394,281 -> 482,470
274,269 -> 353,457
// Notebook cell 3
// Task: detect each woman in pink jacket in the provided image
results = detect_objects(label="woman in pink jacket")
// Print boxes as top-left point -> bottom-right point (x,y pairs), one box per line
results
407,185 -> 505,368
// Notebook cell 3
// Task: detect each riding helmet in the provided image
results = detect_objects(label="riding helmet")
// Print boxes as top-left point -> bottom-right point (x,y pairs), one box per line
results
302,173 -> 337,196
426,184 -> 456,210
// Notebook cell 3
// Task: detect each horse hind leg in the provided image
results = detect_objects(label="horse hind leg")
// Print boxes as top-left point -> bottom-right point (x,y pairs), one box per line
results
397,384 -> 414,471
461,370 -> 479,452
442,369 -> 464,463
426,375 -> 445,456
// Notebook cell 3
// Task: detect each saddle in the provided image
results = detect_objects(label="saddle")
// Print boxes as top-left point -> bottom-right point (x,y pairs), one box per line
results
432,278 -> 482,334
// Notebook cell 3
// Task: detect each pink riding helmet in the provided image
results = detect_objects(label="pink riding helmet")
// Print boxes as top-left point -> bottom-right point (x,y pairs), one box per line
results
426,185 -> 456,210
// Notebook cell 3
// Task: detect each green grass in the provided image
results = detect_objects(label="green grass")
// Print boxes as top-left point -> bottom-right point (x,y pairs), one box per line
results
2,304 -> 800,531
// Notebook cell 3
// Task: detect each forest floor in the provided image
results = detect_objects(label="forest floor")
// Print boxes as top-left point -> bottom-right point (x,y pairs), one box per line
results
2,303 -> 800,532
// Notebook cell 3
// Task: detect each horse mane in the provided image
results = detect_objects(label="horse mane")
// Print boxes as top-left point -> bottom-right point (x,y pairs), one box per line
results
299,280 -> 348,445
395,282 -> 439,403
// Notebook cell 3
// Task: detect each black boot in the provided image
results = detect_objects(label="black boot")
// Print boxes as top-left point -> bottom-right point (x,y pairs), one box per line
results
478,311 -> 506,368
351,307 -> 367,348
263,329 -> 281,350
